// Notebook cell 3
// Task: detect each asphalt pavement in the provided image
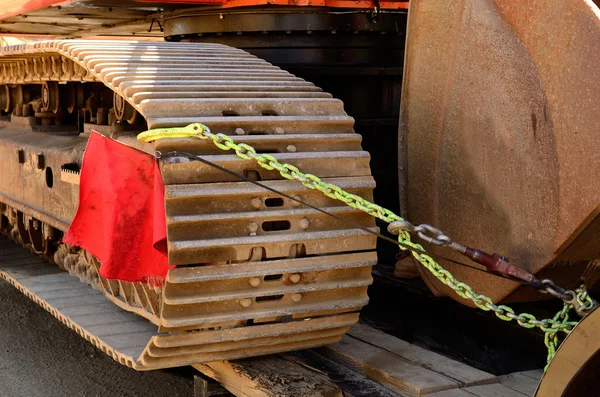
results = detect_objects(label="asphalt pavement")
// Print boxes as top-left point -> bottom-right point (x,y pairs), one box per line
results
0,279 -> 194,397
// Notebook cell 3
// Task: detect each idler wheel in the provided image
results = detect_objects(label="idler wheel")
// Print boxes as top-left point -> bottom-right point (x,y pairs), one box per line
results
41,81 -> 59,113
9,84 -> 27,112
113,92 -> 138,125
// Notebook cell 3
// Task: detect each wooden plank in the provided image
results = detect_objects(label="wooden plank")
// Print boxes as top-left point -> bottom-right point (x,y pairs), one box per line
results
321,335 -> 459,396
348,324 -> 496,386
428,390 -> 474,397
194,356 -> 343,397
461,383 -> 528,397
291,350 -> 402,397
518,369 -> 543,381
499,372 -> 540,396
430,370 -> 543,397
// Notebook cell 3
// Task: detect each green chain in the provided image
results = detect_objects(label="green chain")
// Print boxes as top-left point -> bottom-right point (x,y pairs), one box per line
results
543,302 -> 571,370
542,286 -> 595,367
141,123 -> 585,367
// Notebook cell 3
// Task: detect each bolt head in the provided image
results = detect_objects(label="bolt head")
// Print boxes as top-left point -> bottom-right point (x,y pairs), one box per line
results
286,145 -> 297,153
299,218 -> 310,229
240,298 -> 252,308
249,222 -> 259,232
291,293 -> 303,302
234,127 -> 246,135
274,127 -> 285,135
251,197 -> 262,209
289,274 -> 301,284
291,195 -> 302,207
249,277 -> 261,287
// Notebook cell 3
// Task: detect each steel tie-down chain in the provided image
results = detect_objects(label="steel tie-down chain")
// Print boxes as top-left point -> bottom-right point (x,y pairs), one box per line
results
138,123 -> 594,368
388,220 -> 597,315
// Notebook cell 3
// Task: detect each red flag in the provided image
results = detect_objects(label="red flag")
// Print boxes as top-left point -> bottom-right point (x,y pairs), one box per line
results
63,131 -> 170,285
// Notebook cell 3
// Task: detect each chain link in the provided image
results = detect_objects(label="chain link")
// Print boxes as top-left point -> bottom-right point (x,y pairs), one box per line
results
576,286 -> 596,312
544,302 -> 571,370
142,123 -> 592,368
388,221 -> 467,252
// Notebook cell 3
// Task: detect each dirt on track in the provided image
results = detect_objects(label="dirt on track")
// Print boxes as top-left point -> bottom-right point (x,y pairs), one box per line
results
0,279 -> 194,397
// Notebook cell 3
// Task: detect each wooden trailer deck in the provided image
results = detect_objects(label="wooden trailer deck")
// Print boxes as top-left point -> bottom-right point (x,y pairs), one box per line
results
0,236 -> 543,397
191,326 -> 543,397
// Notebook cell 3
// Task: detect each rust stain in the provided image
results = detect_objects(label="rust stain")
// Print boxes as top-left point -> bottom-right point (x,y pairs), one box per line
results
432,0 -> 468,227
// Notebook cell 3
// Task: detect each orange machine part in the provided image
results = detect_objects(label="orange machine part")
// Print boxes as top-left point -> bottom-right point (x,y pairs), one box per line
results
139,0 -> 408,9
0,0 -> 407,22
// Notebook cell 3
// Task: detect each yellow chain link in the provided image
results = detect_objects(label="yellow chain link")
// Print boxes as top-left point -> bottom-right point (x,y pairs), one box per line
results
139,123 -> 583,366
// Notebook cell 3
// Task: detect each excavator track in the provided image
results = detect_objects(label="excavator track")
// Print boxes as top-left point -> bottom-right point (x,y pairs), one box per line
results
0,41 -> 377,369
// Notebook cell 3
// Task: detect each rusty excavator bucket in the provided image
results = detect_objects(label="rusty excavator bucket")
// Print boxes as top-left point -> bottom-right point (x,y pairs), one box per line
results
400,0 -> 600,304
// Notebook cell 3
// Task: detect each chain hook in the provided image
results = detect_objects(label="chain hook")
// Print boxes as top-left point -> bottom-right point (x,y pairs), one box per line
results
387,220 -> 416,234
541,279 -> 598,317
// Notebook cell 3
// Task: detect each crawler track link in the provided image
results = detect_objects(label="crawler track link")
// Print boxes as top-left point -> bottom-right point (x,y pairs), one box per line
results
0,40 -> 377,369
